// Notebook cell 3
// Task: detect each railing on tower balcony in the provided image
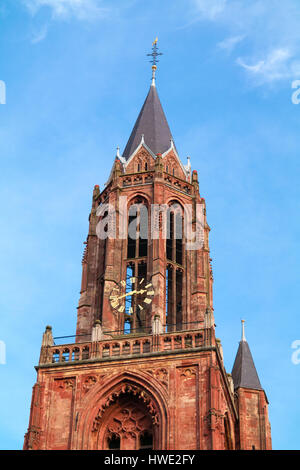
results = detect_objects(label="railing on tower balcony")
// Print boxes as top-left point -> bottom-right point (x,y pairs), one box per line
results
163,172 -> 192,194
118,170 -> 192,195
38,322 -> 215,366
121,170 -> 155,187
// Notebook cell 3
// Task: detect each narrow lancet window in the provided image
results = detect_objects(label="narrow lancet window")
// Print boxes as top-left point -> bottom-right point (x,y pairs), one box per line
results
127,200 -> 148,259
166,202 -> 184,332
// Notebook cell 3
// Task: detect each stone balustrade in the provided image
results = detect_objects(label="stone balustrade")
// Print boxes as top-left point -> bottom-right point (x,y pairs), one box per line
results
119,171 -> 192,195
39,328 -> 214,366
121,171 -> 154,187
163,173 -> 192,194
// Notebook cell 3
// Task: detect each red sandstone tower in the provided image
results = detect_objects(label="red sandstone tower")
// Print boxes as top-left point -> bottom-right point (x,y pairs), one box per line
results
24,44 -> 272,451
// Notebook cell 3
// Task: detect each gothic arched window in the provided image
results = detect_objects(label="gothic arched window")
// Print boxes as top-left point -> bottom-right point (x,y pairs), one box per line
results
125,197 -> 149,335
165,201 -> 184,332
127,198 -> 148,259
166,202 -> 183,265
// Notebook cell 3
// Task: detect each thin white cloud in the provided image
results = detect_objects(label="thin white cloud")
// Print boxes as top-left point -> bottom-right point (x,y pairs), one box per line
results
236,48 -> 296,84
190,0 -> 300,86
31,25 -> 48,43
217,35 -> 245,53
24,0 -> 108,21
192,0 -> 227,20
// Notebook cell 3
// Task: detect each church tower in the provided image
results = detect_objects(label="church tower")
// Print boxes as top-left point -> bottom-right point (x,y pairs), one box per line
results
24,43 -> 271,451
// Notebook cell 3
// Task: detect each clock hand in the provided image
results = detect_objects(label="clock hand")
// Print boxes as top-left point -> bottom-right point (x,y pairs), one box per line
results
111,287 -> 152,303
111,288 -> 148,301
113,290 -> 138,300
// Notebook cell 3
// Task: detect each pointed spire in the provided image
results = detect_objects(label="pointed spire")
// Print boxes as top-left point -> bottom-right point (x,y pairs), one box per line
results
122,40 -> 174,161
231,322 -> 263,391
122,80 -> 175,161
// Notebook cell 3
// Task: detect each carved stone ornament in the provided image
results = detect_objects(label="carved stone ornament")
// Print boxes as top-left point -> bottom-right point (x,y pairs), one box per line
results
25,426 -> 41,450
204,408 -> 225,431
179,367 -> 197,378
92,383 -> 159,432
105,405 -> 153,442
54,378 -> 75,391
82,375 -> 98,394
147,368 -> 169,388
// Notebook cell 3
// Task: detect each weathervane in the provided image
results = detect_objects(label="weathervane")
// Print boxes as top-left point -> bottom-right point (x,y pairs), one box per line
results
147,38 -> 163,86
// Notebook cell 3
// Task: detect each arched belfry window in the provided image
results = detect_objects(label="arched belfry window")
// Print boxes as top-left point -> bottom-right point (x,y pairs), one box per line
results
166,202 -> 183,265
125,197 -> 149,334
96,207 -> 108,322
165,202 -> 184,332
123,262 -> 148,334
127,197 -> 148,259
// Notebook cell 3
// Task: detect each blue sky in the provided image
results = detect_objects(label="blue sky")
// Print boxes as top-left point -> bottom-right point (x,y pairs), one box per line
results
0,0 -> 300,450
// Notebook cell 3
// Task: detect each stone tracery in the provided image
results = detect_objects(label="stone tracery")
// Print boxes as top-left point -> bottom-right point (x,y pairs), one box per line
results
92,383 -> 160,434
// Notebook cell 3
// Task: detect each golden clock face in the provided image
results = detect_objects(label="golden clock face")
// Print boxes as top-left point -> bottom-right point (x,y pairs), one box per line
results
109,277 -> 155,315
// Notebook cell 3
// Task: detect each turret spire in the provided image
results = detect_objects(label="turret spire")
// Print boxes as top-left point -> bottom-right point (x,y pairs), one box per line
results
231,323 -> 263,391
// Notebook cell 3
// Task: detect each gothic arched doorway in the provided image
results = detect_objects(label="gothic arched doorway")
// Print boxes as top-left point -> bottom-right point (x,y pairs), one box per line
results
96,394 -> 155,450
77,374 -> 169,450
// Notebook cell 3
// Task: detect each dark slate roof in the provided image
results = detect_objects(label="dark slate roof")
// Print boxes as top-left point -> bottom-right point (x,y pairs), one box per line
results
231,340 -> 263,391
122,85 -> 174,161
